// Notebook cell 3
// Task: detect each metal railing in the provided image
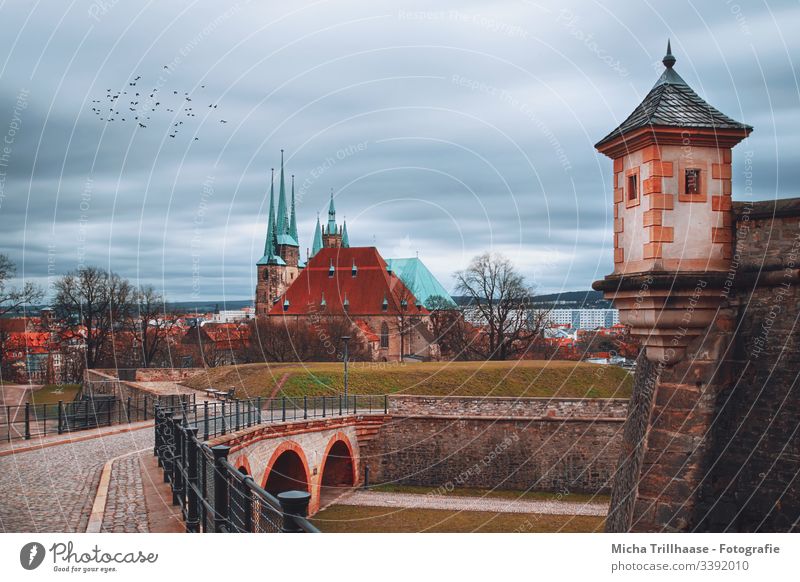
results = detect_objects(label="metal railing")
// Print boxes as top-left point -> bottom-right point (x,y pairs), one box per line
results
172,394 -> 388,440
155,404 -> 318,533
1,394 -> 175,442
153,394 -> 388,533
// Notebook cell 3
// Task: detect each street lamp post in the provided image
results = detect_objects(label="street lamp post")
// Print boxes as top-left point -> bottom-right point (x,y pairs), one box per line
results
341,336 -> 351,404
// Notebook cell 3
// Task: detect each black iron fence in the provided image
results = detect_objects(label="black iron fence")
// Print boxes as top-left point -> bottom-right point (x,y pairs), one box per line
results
174,394 -> 388,440
1,394 -> 184,442
155,403 -> 318,533
153,394 -> 387,533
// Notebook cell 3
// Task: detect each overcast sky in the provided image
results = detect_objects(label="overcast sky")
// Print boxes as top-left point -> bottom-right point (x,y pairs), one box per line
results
0,0 -> 798,303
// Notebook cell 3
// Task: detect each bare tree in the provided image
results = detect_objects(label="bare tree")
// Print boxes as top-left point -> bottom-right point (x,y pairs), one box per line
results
129,285 -> 179,367
427,295 -> 476,360
0,254 -> 44,380
454,252 -> 542,360
0,254 -> 43,316
52,266 -> 134,369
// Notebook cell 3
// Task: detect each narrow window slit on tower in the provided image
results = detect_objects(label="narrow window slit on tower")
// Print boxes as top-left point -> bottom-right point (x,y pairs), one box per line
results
627,174 -> 638,201
685,168 -> 701,195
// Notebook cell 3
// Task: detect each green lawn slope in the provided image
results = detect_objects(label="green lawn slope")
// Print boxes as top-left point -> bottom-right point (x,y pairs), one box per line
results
182,360 -> 632,400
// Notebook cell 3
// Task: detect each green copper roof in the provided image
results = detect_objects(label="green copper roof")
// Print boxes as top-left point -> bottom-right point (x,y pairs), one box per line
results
386,257 -> 456,309
342,220 -> 350,247
289,174 -> 299,242
327,189 -> 337,234
257,168 -> 284,265
311,214 -> 323,257
276,150 -> 288,238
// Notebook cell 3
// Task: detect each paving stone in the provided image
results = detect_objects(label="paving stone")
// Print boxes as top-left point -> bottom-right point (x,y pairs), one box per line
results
0,429 -> 152,532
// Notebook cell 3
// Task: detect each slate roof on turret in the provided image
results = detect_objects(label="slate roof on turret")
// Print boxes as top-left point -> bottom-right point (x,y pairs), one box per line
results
595,42 -> 752,149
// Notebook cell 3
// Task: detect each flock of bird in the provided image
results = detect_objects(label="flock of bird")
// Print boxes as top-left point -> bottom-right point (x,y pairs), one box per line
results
89,70 -> 228,140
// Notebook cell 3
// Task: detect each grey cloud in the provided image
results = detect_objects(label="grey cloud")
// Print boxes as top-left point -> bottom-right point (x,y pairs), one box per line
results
0,0 -> 797,300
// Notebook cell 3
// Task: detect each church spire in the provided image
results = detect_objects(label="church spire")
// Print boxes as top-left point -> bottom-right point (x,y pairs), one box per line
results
342,219 -> 350,248
327,189 -> 337,234
276,149 -> 288,236
257,168 -> 283,265
311,213 -> 323,257
289,174 -> 298,242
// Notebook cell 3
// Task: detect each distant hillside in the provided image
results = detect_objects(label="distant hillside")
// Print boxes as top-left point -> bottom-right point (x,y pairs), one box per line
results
452,290 -> 612,310
169,299 -> 253,313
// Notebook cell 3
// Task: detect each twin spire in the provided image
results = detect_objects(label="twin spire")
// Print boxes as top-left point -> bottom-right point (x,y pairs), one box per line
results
260,150 -> 350,265
258,150 -> 298,265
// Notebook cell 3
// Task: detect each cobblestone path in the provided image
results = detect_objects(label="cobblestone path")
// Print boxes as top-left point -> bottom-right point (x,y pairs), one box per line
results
101,453 -> 150,533
337,491 -> 609,516
0,428 -> 153,532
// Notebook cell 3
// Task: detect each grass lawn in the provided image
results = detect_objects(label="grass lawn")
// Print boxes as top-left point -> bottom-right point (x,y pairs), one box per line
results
183,360 -> 632,400
369,484 -> 610,505
312,504 -> 605,533
30,384 -> 82,405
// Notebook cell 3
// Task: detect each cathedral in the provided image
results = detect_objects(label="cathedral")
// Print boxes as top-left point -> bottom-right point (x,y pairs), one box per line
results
255,151 -> 456,361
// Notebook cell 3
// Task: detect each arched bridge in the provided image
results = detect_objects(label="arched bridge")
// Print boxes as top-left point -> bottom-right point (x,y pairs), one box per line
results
206,414 -> 387,515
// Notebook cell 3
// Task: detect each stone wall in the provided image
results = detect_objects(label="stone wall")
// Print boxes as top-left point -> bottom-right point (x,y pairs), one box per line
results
133,368 -> 202,382
364,397 -> 626,494
696,199 -> 800,532
607,199 -> 800,532
388,395 -> 628,419
83,369 -> 192,412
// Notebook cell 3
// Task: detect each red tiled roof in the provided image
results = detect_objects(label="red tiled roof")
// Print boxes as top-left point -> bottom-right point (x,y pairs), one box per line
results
269,247 -> 429,316
0,318 -> 28,333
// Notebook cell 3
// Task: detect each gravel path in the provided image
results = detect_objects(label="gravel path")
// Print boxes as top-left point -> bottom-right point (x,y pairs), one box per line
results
0,428 -> 153,532
337,491 -> 609,516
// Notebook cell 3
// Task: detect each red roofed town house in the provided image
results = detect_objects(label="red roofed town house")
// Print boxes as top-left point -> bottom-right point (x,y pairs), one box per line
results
0,317 -> 64,383
267,247 -> 438,362
181,322 -> 251,367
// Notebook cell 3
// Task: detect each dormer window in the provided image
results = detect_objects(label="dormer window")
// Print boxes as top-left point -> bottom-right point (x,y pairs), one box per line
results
352,261 -> 358,278
328,260 -> 335,278
401,298 -> 408,311
343,294 -> 349,312
283,299 -> 290,312
381,295 -> 388,312
320,292 -> 327,310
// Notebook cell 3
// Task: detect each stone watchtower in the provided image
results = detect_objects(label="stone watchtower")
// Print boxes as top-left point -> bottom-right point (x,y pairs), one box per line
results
592,43 -> 788,533
594,42 -> 751,364
255,151 -> 301,317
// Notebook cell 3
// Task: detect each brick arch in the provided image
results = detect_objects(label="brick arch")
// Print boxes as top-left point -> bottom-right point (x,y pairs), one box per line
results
261,440 -> 312,495
319,432 -> 357,490
233,454 -> 252,476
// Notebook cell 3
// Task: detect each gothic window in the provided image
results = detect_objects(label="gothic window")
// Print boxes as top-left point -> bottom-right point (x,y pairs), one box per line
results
380,323 -> 389,348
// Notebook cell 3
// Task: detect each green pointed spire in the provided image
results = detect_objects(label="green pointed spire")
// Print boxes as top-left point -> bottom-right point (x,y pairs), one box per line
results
257,168 -> 284,265
276,149 -> 288,236
311,213 -> 323,257
327,189 -> 337,234
289,174 -> 299,242
265,168 -> 275,256
342,219 -> 350,248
